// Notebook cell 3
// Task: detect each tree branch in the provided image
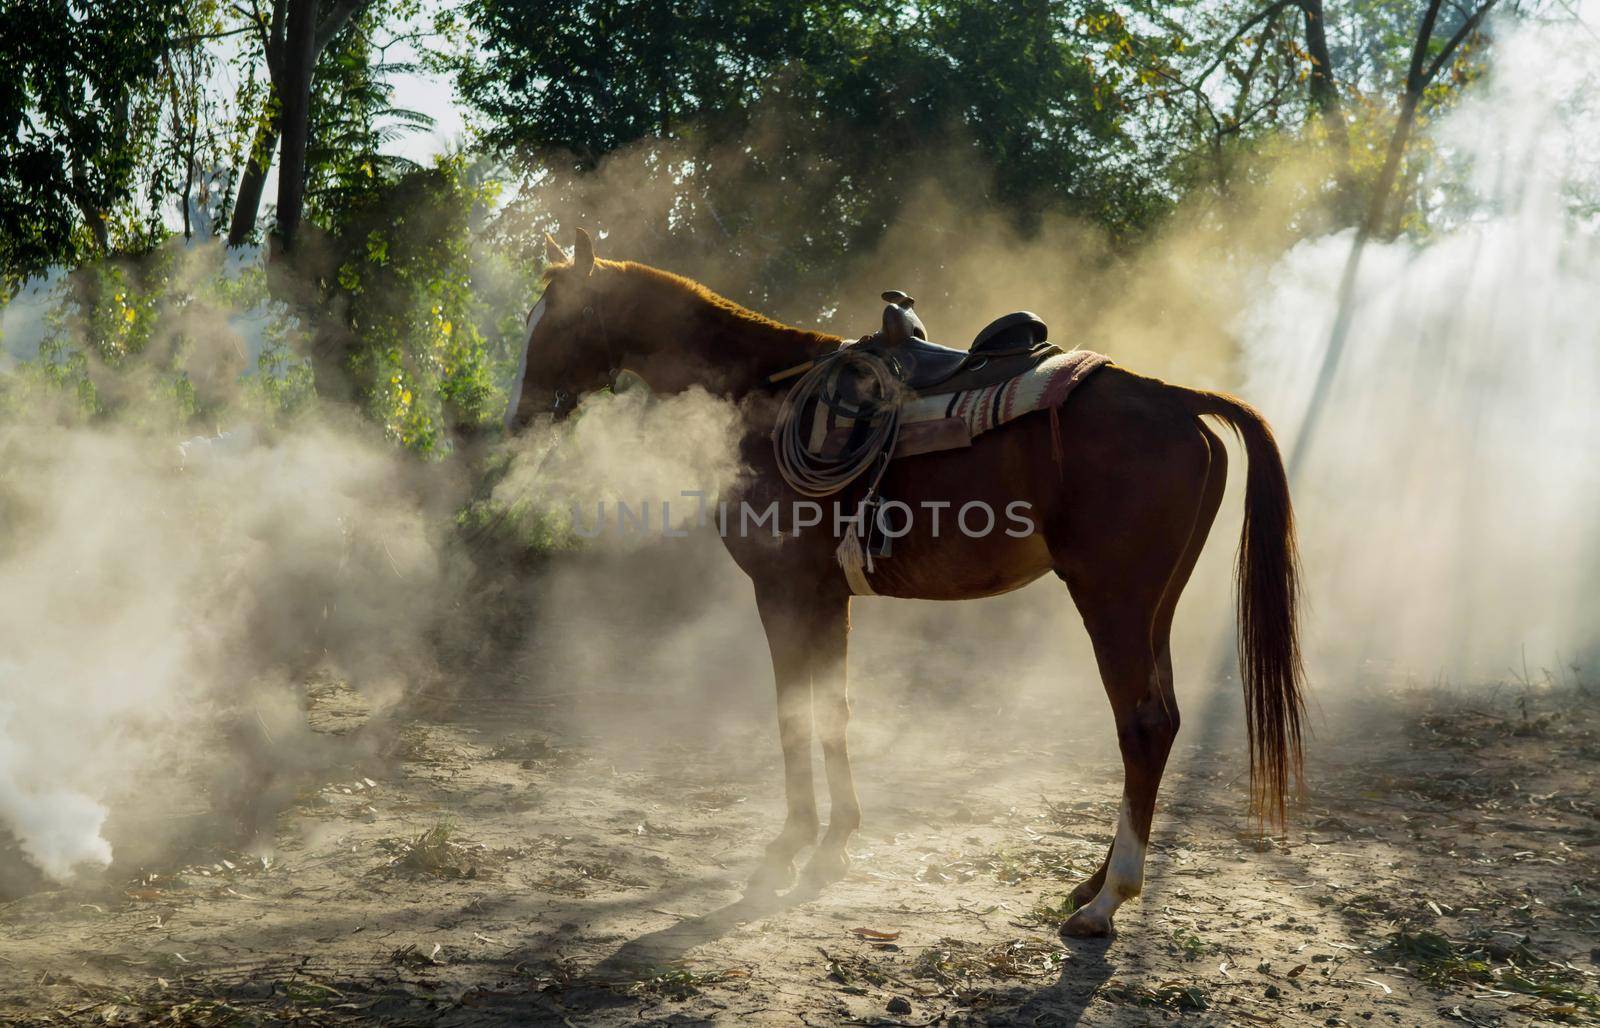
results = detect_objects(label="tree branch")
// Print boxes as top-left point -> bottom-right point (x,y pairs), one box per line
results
1421,0 -> 1499,87
267,0 -> 287,81
171,24 -> 256,46
1405,0 -> 1448,93
314,0 -> 372,55
1188,0 -> 1301,87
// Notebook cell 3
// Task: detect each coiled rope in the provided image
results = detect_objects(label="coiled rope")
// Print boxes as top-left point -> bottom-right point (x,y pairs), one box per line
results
772,348 -> 903,499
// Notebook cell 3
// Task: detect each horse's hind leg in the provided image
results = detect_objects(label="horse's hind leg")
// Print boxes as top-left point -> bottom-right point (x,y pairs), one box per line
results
1056,599 -> 1174,937
1051,422 -> 1218,937
1066,424 -> 1226,912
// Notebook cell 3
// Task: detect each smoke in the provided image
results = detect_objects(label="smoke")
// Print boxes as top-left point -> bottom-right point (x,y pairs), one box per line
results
493,381 -> 748,546
0,249 -> 473,884
0,700 -> 113,878
4,8 -> 1594,889
496,8 -> 1600,741
1241,13 -> 1600,680
0,414 -> 462,880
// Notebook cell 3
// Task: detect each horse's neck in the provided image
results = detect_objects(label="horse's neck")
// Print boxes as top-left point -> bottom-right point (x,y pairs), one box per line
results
619,279 -> 838,400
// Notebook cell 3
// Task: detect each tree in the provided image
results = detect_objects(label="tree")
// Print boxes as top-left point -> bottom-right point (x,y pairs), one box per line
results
1087,0 -> 1358,203
1287,0 -> 1499,476
225,0 -> 377,249
302,6 -> 435,228
447,0 -> 1159,308
0,1 -> 187,284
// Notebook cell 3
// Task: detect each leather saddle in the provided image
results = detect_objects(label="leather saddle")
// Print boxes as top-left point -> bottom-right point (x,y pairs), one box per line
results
854,290 -> 1057,394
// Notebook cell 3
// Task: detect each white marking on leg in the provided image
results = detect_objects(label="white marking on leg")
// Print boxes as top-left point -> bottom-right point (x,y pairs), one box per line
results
1078,796 -> 1146,923
1107,796 -> 1146,898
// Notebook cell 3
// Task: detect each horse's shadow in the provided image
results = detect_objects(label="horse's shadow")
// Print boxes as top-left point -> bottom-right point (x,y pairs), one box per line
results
590,881 -> 1118,1023
589,884 -> 813,979
1012,937 -> 1117,1026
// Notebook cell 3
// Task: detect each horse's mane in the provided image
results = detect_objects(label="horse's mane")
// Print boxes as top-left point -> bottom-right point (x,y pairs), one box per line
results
546,257 -> 840,348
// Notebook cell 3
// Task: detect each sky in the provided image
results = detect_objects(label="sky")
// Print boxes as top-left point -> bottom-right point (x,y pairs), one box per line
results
385,37 -> 469,165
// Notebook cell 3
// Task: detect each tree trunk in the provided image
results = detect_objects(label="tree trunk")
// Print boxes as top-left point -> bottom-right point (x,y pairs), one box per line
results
74,196 -> 109,255
1298,0 -> 1352,198
272,0 -> 318,253
228,110 -> 279,247
1286,0 -> 1495,478
64,154 -> 109,256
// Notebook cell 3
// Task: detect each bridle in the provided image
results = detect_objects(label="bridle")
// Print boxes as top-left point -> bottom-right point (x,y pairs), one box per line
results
549,300 -> 621,418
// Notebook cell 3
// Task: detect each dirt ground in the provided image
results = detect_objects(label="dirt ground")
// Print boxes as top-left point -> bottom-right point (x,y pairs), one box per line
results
2,602 -> 1598,1026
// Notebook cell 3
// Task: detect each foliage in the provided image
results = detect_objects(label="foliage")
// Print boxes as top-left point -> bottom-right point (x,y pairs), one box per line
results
330,156 -> 530,455
0,0 -> 191,283
446,0 -> 1170,309
1023,893 -> 1080,929
0,0 -> 1532,467
0,246 -> 316,431
1376,927 -> 1600,1016
1097,978 -> 1210,1011
441,0 -> 1511,317
379,821 -> 483,878
450,0 -> 1149,206
0,0 -> 1520,292
304,2 -> 436,230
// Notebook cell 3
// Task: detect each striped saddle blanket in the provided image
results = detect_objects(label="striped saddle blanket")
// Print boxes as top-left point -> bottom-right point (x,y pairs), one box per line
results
806,349 -> 1111,460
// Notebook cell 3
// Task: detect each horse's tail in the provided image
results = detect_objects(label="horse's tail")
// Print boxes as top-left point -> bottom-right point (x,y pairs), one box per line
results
1176,387 -> 1306,828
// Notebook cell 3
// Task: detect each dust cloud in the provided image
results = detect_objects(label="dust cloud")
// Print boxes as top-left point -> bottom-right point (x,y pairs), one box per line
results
3,9 -> 1595,890
0,251 -> 469,884
497,8 -> 1600,770
1241,13 -> 1600,682
0,412 -> 465,880
492,382 -> 747,547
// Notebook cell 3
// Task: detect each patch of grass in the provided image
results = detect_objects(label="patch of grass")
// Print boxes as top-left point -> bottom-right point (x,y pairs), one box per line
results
378,822 -> 486,879
1097,979 -> 1209,1012
822,948 -> 901,993
281,980 -> 346,1003
628,965 -> 750,1000
909,937 -> 1064,1001
1022,894 -> 1078,929
1376,928 -> 1600,1019
126,997 -> 261,1026
1169,926 -> 1212,961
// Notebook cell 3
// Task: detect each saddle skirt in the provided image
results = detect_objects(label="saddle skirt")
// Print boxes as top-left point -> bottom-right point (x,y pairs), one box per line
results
804,348 -> 1111,461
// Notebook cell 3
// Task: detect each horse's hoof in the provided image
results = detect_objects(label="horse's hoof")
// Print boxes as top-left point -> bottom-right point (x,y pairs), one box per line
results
745,861 -> 795,896
1061,908 -> 1114,938
800,847 -> 850,888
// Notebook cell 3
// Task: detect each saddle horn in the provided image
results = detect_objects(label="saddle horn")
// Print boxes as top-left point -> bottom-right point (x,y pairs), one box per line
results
879,289 -> 926,344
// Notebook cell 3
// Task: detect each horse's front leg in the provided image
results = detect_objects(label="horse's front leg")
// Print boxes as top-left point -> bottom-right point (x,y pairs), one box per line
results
801,595 -> 857,887
747,586 -> 821,894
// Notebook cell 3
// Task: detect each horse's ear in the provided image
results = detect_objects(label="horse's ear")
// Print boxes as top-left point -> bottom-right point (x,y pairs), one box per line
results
543,232 -> 567,265
573,227 -> 595,277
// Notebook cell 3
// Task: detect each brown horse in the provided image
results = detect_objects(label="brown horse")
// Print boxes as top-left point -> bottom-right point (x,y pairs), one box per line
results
509,229 -> 1305,937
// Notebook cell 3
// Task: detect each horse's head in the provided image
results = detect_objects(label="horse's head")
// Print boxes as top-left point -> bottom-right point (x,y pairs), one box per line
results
505,228 -> 619,430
